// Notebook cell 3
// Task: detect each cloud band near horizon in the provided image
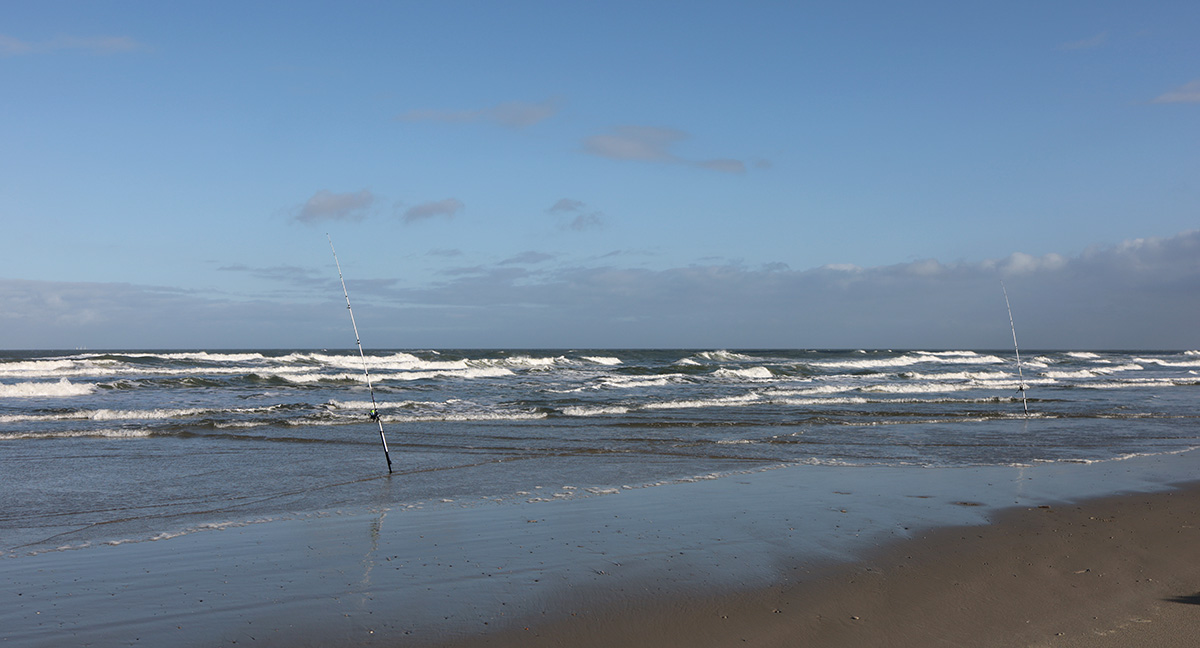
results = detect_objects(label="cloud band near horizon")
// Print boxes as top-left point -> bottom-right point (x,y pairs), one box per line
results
2,230 -> 1196,350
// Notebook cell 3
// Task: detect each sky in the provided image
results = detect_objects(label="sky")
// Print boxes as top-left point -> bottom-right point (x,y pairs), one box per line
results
1,1 -> 1197,350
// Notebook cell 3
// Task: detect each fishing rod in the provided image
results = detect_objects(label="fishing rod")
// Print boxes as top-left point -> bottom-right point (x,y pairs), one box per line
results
1002,281 -> 1029,417
328,234 -> 393,473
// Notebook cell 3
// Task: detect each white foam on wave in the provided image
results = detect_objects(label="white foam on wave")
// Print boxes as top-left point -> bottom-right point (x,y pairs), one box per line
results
1078,377 -> 1198,389
900,371 -> 1011,381
1067,352 -> 1102,359
0,359 -> 126,379
581,356 -> 622,366
473,355 -> 567,370
1042,364 -> 1142,379
858,382 -> 978,395
263,370 -> 357,384
0,358 -> 279,380
712,366 -> 774,380
275,365 -> 515,384
1134,356 -> 1200,368
321,398 -> 545,423
330,398 -> 435,410
767,384 -> 852,397
693,350 -> 759,362
385,366 -> 515,381
0,359 -> 80,376
814,352 -> 1004,371
88,407 -> 210,421
0,428 -> 153,441
0,378 -> 97,398
148,351 -> 268,363
1032,446 -> 1200,465
386,411 -> 548,423
0,406 -> 222,422
771,396 -> 871,406
600,374 -> 689,389
297,351 -> 550,377
562,405 -> 631,417
299,351 -> 479,373
642,392 -> 763,410
768,394 -> 1029,407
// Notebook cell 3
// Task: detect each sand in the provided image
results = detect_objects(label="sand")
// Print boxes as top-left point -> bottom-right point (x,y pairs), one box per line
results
448,486 -> 1200,648
4,452 -> 1199,647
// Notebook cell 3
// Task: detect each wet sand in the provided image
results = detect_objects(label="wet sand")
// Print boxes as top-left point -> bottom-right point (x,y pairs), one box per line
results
3,452 -> 1199,647
446,484 -> 1200,648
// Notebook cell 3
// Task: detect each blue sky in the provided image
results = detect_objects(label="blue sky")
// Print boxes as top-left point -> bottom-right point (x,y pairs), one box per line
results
2,1 -> 1197,349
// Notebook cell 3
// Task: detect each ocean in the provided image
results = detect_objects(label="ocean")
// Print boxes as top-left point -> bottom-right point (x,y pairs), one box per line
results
2,348 -> 1198,558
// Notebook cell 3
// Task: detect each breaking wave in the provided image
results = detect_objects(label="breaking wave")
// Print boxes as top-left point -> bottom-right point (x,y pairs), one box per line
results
0,379 -> 97,398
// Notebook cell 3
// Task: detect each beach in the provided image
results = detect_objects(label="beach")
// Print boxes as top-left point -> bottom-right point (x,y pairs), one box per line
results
3,349 -> 1197,646
4,449 -> 1199,648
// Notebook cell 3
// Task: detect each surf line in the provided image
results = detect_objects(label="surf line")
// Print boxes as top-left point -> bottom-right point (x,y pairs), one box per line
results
1002,281 -> 1030,417
328,234 -> 394,473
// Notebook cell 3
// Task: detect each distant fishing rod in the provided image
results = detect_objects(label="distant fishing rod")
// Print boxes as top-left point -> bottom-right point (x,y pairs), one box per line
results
328,234 -> 393,473
1002,281 -> 1030,417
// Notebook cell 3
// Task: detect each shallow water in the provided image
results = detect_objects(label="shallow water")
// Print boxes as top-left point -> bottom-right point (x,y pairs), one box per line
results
2,348 -> 1198,555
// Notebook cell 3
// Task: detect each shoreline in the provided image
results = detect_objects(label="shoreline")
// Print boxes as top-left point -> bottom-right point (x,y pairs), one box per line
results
4,450 -> 1199,647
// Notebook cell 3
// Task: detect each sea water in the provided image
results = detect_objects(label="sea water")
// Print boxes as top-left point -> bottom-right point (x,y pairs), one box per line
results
2,348 -> 1198,557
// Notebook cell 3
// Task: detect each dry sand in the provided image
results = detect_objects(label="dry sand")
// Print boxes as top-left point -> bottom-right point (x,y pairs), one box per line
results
444,485 -> 1200,648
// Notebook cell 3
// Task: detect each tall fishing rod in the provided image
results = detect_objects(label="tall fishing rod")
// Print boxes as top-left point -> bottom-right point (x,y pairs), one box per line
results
1002,281 -> 1029,417
328,234 -> 393,473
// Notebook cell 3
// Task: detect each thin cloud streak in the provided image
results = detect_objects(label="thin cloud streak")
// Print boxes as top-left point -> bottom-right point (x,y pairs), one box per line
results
396,98 -> 561,129
404,198 -> 464,223
582,126 -> 748,174
1153,80 -> 1200,104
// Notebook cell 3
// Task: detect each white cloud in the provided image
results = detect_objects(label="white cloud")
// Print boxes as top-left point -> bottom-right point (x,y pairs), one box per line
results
820,263 -> 862,273
395,98 -> 560,129
295,189 -> 374,224
404,198 -> 463,223
1153,80 -> 1200,104
582,126 -> 748,174
989,251 -> 1067,275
